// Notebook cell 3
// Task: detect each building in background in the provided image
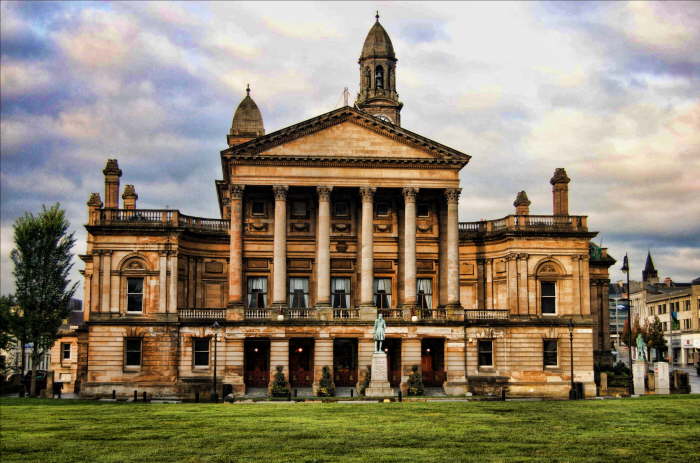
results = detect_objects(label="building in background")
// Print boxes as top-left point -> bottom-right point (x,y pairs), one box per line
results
70,16 -> 614,400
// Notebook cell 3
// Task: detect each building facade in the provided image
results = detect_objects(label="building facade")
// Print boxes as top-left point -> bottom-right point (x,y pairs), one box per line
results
74,18 -> 613,399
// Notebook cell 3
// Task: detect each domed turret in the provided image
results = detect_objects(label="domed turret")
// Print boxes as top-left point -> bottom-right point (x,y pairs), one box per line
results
228,84 -> 265,146
355,13 -> 403,126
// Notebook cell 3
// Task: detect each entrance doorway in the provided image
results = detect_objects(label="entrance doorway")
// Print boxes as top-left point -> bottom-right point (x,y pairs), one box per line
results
244,339 -> 270,388
383,338 -> 402,387
421,338 -> 445,387
289,338 -> 314,387
333,338 -> 358,387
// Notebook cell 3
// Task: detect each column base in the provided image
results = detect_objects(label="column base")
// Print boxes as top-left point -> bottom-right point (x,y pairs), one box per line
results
316,306 -> 333,321
226,303 -> 245,321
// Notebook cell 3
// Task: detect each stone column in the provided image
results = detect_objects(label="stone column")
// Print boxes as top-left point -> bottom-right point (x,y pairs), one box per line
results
445,188 -> 462,309
359,187 -> 377,309
402,187 -> 418,308
272,185 -> 289,309
228,185 -> 245,308
316,186 -> 333,308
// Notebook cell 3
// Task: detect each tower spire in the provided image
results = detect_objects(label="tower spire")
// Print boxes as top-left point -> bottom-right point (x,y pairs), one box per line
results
642,250 -> 659,284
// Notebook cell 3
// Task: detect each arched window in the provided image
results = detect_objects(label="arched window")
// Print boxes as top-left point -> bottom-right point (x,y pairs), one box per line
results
535,260 -> 564,315
375,65 -> 384,89
364,67 -> 371,91
386,67 -> 391,91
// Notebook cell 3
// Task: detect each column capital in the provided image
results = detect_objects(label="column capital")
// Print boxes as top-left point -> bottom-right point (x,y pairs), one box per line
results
272,185 -> 289,200
359,186 -> 377,202
230,184 -> 245,200
444,188 -> 462,203
402,187 -> 419,202
317,185 -> 333,201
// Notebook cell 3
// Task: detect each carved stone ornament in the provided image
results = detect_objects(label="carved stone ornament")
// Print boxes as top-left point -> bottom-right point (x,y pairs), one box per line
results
272,185 -> 288,200
375,224 -> 391,233
249,222 -> 267,232
539,263 -> 558,274
402,187 -> 418,202
550,168 -> 571,185
103,158 -> 122,176
230,184 -> 245,200
513,190 -> 531,207
122,184 -> 138,200
444,188 -> 462,203
332,223 -> 350,232
87,192 -> 103,207
291,222 -> 310,232
317,186 -> 333,201
336,241 -> 348,252
416,223 -> 432,233
359,186 -> 376,201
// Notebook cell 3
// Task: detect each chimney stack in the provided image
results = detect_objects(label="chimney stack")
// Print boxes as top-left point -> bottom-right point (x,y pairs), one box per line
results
103,159 -> 122,209
550,168 -> 570,216
87,192 -> 103,225
513,191 -> 531,216
122,185 -> 138,210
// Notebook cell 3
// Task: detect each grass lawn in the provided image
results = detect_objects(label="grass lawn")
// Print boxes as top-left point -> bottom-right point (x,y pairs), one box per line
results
1,396 -> 699,463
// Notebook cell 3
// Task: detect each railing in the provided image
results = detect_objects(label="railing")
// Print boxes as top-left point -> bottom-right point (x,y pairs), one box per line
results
285,308 -> 315,319
464,309 -> 510,320
178,308 -> 226,321
245,308 -> 273,320
379,309 -> 404,320
414,309 -> 447,320
459,214 -> 587,238
333,308 -> 360,319
94,209 -> 229,233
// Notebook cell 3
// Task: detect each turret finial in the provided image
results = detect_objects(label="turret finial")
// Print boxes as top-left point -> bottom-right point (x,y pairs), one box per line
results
376,10 -> 379,22
246,83 -> 250,96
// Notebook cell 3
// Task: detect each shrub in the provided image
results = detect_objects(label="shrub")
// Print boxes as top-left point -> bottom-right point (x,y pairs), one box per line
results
407,365 -> 424,396
318,366 -> 335,397
270,366 -> 289,397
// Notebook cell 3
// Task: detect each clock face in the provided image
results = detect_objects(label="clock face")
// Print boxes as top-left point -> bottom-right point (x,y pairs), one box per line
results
376,114 -> 392,123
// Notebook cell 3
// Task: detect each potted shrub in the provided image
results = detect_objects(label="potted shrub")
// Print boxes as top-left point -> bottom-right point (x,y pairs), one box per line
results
318,366 -> 335,397
407,365 -> 424,396
270,366 -> 290,397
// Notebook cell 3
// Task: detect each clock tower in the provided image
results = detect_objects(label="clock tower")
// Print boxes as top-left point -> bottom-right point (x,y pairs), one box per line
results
355,13 -> 403,126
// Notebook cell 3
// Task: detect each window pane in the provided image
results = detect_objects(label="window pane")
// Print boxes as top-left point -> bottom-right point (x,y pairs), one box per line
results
376,203 -> 390,216
252,201 -> 265,215
128,294 -> 143,312
62,343 -> 70,359
125,339 -> 141,366
541,281 -> 555,297
417,203 -> 430,217
543,340 -> 557,366
194,351 -> 209,366
478,341 -> 493,366
291,201 -> 307,217
333,202 -> 349,217
128,278 -> 143,294
541,297 -> 555,314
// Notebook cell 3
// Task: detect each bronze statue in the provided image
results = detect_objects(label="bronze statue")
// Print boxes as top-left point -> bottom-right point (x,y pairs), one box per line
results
373,313 -> 386,352
635,333 -> 648,361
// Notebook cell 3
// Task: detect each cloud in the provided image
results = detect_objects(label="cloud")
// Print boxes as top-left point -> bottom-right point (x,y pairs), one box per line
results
1,1 -> 699,295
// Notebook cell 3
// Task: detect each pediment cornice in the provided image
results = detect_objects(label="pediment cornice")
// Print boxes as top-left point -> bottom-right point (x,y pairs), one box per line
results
220,106 -> 470,167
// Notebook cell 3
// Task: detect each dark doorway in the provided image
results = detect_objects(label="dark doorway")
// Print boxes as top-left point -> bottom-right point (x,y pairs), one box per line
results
333,338 -> 358,386
383,338 -> 402,387
421,338 -> 445,387
244,339 -> 270,388
289,338 -> 314,387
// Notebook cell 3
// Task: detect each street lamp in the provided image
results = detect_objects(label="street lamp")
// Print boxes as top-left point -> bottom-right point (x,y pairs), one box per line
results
211,321 -> 220,402
621,253 -> 633,395
568,318 -> 576,400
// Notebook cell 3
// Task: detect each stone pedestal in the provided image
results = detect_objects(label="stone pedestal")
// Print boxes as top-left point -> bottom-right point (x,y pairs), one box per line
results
653,362 -> 670,395
632,362 -> 647,395
365,351 -> 393,397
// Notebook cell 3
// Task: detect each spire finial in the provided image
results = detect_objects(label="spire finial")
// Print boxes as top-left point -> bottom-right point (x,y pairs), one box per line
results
246,83 -> 250,96
376,10 -> 379,22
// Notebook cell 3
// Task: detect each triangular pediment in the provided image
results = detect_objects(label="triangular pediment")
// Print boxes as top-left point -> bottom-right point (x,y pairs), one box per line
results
223,107 -> 470,166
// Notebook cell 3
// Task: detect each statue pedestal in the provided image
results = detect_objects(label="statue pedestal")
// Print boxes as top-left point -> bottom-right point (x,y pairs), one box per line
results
365,351 -> 393,397
653,362 -> 670,394
632,361 -> 647,395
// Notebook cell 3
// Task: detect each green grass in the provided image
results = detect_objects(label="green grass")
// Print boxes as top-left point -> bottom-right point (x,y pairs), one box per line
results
1,396 -> 699,463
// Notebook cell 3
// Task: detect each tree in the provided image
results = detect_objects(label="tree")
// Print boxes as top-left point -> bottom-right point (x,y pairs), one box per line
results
11,204 -> 77,397
647,316 -> 667,362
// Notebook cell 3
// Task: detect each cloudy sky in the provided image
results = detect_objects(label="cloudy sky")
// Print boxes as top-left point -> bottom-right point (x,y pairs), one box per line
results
1,1 -> 699,295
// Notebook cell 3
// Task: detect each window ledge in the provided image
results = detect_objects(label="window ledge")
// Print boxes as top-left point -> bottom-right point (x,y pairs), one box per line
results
123,367 -> 141,373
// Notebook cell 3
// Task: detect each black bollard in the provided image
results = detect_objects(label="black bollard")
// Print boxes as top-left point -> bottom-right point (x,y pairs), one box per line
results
134,390 -> 138,402
287,391 -> 292,401
143,391 -> 147,402
112,390 -> 116,400
501,388 -> 506,401
195,391 -> 199,403
57,389 -> 62,399
294,388 -> 298,398
398,390 -> 402,402
350,388 -> 354,398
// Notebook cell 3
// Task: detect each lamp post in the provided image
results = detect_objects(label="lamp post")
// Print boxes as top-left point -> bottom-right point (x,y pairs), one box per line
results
568,318 -> 575,400
621,254 -> 633,395
211,321 -> 220,402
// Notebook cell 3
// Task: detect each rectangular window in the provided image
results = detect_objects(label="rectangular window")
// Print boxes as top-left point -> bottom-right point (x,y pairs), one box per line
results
332,277 -> 351,309
125,338 -> 142,367
291,200 -> 307,218
61,343 -> 71,360
251,200 -> 265,216
416,203 -> 430,218
478,340 -> 493,367
247,277 -> 268,308
333,201 -> 349,218
127,277 -> 144,312
373,278 -> 392,309
289,277 -> 309,309
683,319 -> 691,330
543,340 -> 558,367
417,278 -> 432,309
375,202 -> 390,217
193,337 -> 210,367
541,281 -> 556,314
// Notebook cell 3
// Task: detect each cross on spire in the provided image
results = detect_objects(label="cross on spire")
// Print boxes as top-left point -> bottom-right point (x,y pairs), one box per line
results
246,83 -> 250,96
376,10 -> 379,22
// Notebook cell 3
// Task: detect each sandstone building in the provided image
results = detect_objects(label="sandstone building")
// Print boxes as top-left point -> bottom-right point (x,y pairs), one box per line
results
73,17 -> 613,399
